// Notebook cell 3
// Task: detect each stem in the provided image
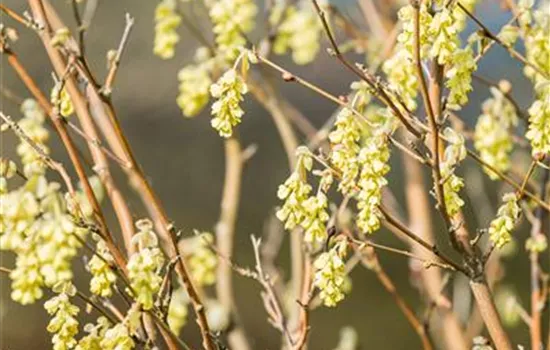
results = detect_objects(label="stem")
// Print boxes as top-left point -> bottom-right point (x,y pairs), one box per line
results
470,280 -> 513,350
215,138 -> 250,350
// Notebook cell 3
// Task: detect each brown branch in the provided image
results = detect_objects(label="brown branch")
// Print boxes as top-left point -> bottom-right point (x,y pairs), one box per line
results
102,13 -> 134,97
360,246 -> 433,350
215,137 -> 250,350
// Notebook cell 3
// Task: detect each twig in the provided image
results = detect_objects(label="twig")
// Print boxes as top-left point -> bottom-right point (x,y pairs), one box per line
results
102,14 -> 134,97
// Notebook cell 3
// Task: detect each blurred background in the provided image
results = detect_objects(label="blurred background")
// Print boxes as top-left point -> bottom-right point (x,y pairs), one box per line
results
0,0 -> 541,348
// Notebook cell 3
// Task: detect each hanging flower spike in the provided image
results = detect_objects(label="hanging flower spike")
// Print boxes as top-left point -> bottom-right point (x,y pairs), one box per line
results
439,127 -> 466,217
276,146 -> 313,230
153,0 -> 182,59
100,323 -> 135,350
50,85 -> 74,118
429,8 -> 459,65
187,232 -> 218,286
474,87 -> 517,179
313,240 -> 348,307
75,317 -> 111,350
127,219 -> 165,310
526,82 -> 550,156
9,240 -> 44,305
445,47 -> 477,110
44,282 -> 79,350
177,63 -> 213,118
301,170 -> 332,246
167,287 -> 189,335
329,108 -> 362,195
273,5 -> 322,65
88,239 -> 117,297
210,69 -> 248,138
209,0 -> 257,60
356,135 -> 390,234
489,193 -> 521,248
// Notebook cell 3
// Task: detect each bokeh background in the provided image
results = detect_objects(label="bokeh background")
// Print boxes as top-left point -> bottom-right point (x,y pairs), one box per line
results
0,0 -> 542,348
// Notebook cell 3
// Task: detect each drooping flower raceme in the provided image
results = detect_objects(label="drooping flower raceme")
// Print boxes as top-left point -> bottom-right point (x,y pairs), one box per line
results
153,0 -> 182,59
177,49 -> 214,118
127,219 -> 165,310
209,0 -> 257,60
50,85 -> 74,118
272,5 -> 322,65
329,108 -> 362,194
488,193 -> 521,248
276,147 -> 313,230
44,282 -> 79,350
88,238 -> 117,297
167,287 -> 189,335
439,128 -> 467,217
313,241 -> 348,307
474,86 -> 518,178
186,232 -> 218,286
526,82 -> 550,156
356,135 -> 390,234
429,8 -> 459,65
210,69 -> 248,138
445,47 -> 477,110
301,170 -> 332,246
75,317 -> 111,350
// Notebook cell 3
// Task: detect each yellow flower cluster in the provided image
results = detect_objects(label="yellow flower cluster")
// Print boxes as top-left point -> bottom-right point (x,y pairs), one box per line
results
100,323 -> 135,350
429,8 -> 459,65
313,241 -> 348,307
273,5 -> 322,65
210,69 -> 248,137
526,81 -> 550,156
50,85 -> 74,118
439,128 -> 466,217
209,0 -> 257,60
526,234 -> 548,253
474,87 -> 517,179
329,108 -> 361,194
383,48 -> 419,111
356,135 -> 390,234
177,48 -> 214,118
523,7 -> 550,85
488,193 -> 521,248
301,171 -> 332,246
75,317 -> 111,350
44,283 -> 79,350
127,219 -> 165,310
153,0 -> 182,59
100,306 -> 140,350
445,47 -> 476,110
2,100 -> 89,304
88,239 -> 117,297
168,287 -> 189,335
276,147 -> 313,229
187,232 -> 217,286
